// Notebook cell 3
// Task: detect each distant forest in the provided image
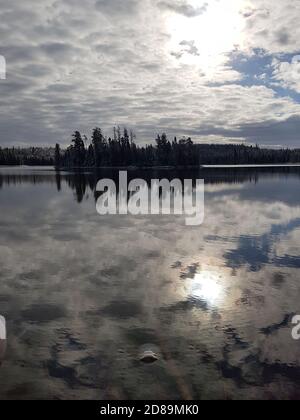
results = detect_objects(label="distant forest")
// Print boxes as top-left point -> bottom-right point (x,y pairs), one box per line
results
1,127 -> 300,167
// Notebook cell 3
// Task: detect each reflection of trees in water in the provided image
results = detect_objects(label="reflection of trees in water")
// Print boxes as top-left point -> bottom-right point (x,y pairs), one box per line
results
1,167 -> 300,203
0,174 -> 57,187
65,173 -> 88,203
55,173 -> 61,191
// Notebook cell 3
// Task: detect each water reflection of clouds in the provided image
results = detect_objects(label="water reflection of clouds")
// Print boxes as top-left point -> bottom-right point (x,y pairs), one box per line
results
223,215 -> 300,271
0,168 -> 300,398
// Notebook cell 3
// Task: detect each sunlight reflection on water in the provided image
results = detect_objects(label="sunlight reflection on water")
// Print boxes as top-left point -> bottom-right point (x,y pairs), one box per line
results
189,271 -> 224,307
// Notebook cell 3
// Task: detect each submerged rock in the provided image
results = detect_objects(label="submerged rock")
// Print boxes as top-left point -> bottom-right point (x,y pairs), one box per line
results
0,316 -> 6,340
139,344 -> 160,364
139,350 -> 159,364
0,316 -> 6,364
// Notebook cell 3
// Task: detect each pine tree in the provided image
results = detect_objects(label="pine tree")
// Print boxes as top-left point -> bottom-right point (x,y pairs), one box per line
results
54,143 -> 61,168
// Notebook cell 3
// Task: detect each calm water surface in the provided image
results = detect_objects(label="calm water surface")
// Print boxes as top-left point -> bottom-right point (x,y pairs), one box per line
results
0,166 -> 300,400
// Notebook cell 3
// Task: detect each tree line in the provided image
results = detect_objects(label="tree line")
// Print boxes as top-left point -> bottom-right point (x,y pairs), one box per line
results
54,127 -> 300,167
1,127 -> 300,167
0,147 -> 54,166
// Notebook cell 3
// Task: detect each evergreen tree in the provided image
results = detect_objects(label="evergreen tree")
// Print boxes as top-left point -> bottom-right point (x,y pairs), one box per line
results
54,143 -> 61,168
71,131 -> 86,167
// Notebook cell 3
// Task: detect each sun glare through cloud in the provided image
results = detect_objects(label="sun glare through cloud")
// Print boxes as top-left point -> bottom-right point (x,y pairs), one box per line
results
166,0 -> 247,74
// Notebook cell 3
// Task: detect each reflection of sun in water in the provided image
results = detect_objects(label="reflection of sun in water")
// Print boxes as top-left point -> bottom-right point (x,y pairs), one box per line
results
166,0 -> 246,73
189,270 -> 224,306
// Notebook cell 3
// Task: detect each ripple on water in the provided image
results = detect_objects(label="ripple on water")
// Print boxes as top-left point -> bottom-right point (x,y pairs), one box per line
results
21,304 -> 67,324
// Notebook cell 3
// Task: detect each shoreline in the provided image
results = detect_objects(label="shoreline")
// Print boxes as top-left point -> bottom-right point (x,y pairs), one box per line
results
1,163 -> 300,170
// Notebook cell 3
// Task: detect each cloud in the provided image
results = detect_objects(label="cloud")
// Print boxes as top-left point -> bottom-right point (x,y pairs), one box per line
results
275,29 -> 291,47
243,1 -> 300,54
272,55 -> 300,94
172,40 -> 201,59
157,0 -> 208,18
95,0 -> 139,16
0,0 -> 300,147
198,115 -> 300,147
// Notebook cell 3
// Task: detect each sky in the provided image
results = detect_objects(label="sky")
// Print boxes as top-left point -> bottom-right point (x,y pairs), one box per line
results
1,0 -> 300,148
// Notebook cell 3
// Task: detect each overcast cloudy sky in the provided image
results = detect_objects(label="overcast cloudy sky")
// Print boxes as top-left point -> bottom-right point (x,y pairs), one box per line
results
1,0 -> 300,147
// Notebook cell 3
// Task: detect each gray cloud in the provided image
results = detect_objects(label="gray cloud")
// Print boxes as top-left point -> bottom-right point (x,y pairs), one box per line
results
95,0 -> 140,15
235,116 -> 300,147
179,40 -> 200,56
188,116 -> 300,148
157,0 -> 208,18
275,29 -> 291,47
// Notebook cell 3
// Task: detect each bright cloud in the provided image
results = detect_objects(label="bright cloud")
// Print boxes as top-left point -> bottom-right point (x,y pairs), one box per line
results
272,55 -> 300,93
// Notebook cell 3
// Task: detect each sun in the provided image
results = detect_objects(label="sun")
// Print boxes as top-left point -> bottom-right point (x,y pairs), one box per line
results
166,0 -> 246,73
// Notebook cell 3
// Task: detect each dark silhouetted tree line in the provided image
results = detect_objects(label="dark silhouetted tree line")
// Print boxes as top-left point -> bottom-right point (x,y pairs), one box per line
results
55,127 -> 300,168
1,128 -> 300,167
0,147 -> 54,166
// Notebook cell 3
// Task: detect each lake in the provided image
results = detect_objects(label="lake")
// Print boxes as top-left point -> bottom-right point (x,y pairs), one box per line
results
0,166 -> 300,400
